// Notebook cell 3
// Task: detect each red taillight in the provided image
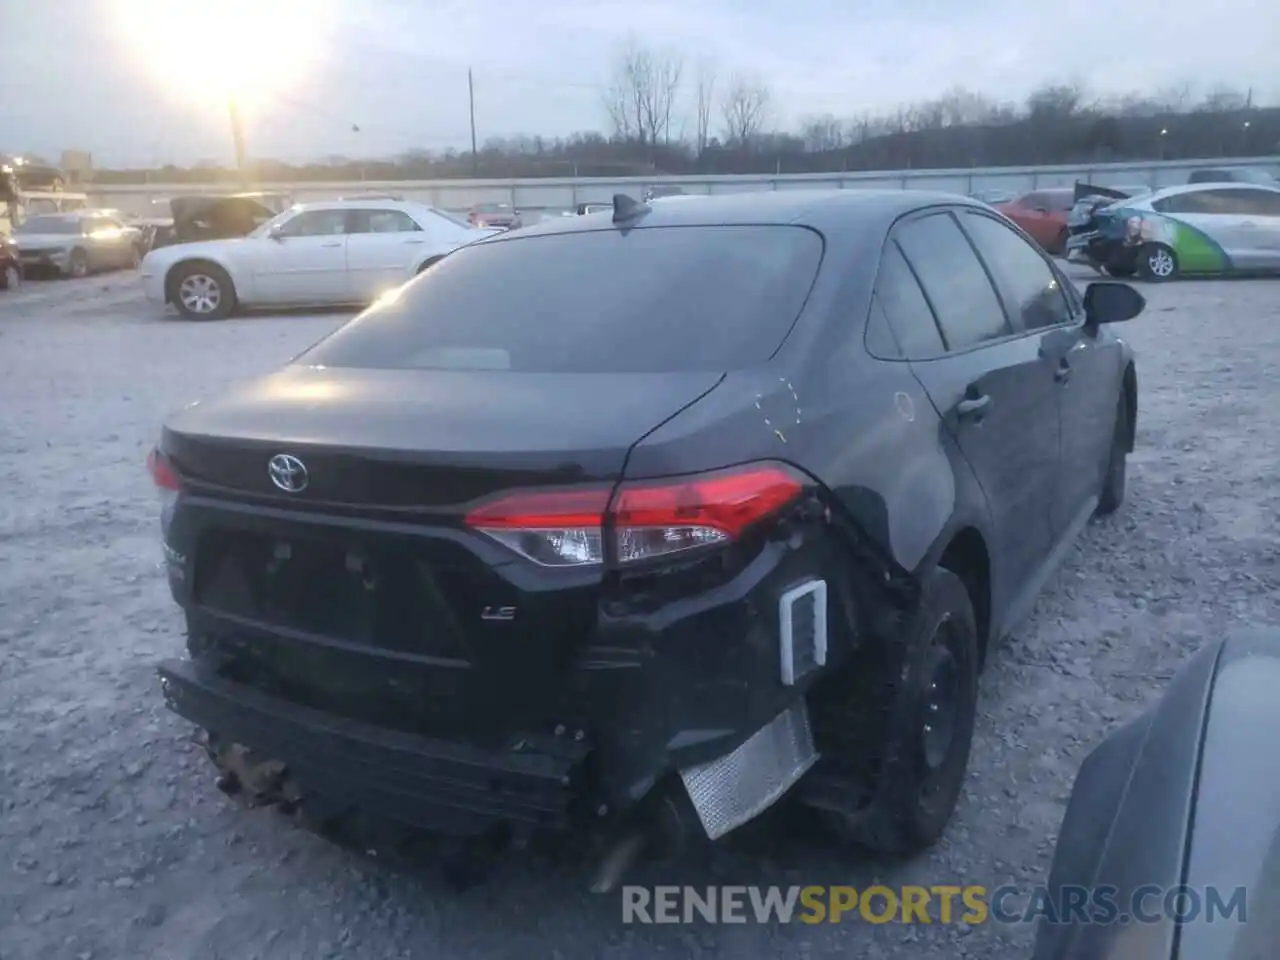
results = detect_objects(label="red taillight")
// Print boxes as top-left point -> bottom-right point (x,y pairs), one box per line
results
464,463 -> 806,567
146,448 -> 181,491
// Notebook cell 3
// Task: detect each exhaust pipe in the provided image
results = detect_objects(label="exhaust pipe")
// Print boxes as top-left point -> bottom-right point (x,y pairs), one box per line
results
588,784 -> 704,893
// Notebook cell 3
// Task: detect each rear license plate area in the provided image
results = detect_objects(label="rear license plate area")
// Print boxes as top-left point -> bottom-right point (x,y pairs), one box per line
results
194,530 -> 469,659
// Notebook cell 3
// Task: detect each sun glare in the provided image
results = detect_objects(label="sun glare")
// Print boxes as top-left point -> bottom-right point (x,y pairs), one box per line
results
111,0 -> 337,114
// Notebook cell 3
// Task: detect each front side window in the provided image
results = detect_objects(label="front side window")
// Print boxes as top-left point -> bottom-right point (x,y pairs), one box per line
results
894,213 -> 1011,351
961,213 -> 1072,331
299,224 -> 825,374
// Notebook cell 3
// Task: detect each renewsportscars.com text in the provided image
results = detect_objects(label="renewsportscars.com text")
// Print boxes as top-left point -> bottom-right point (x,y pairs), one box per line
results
621,884 -> 1248,925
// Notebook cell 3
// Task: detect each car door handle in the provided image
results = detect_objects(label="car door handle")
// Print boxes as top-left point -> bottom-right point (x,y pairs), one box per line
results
320,241 -> 342,248
957,395 -> 991,420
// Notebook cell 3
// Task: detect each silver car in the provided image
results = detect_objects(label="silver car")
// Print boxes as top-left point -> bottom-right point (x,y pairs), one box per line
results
13,212 -> 144,278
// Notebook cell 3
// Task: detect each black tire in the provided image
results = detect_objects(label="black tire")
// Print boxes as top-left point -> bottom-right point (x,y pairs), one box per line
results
1096,385 -> 1129,516
170,261 -> 236,320
1136,242 -> 1178,283
822,566 -> 979,855
1,263 -> 19,291
67,248 -> 89,279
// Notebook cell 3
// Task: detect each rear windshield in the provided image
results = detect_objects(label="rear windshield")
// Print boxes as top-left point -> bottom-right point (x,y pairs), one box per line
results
299,224 -> 824,373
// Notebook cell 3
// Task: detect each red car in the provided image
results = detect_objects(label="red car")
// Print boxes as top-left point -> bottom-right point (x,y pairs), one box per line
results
995,188 -> 1076,255
1,234 -> 19,291
467,203 -> 522,230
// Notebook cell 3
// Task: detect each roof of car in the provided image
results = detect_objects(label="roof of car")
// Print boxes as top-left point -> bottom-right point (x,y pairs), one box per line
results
1147,181 -> 1280,200
484,189 -> 989,241
288,198 -> 439,213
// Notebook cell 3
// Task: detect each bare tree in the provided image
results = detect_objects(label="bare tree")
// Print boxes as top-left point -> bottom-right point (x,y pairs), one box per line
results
1026,82 -> 1085,119
601,36 -> 684,146
693,58 -> 717,155
721,73 -> 770,146
800,114 -> 845,152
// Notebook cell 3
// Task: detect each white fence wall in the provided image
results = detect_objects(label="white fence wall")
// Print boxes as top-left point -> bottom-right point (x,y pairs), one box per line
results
84,155 -> 1280,216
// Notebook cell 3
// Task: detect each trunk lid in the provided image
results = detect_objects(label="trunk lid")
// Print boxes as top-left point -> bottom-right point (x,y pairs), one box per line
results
162,364 -> 725,509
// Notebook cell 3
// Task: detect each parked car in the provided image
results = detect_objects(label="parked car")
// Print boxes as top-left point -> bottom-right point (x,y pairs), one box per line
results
467,203 -> 522,230
643,185 -> 686,201
1066,181 -> 1280,281
1187,166 -> 1278,185
147,189 -> 1143,881
0,233 -> 19,290
140,198 -> 498,319
149,193 -> 292,250
13,212 -> 144,278
1033,627 -> 1276,960
575,202 -> 613,215
969,188 -> 1017,206
994,188 -> 1077,254
1065,182 -> 1151,269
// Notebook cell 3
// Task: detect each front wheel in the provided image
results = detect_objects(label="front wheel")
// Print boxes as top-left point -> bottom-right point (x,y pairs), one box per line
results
821,566 -> 979,855
67,248 -> 89,279
1137,243 -> 1178,282
1096,386 -> 1129,516
171,262 -> 236,320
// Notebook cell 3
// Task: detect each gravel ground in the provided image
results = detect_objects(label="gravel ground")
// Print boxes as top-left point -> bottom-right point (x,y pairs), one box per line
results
2,267 -> 1278,960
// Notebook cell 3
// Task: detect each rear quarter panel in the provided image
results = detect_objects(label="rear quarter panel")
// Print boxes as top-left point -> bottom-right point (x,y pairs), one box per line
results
1107,205 -> 1231,273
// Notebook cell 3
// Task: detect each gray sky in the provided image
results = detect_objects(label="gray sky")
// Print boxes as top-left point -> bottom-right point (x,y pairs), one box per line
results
2,0 -> 1276,167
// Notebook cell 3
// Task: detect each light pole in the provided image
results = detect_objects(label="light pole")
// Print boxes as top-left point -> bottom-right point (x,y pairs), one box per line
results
228,96 -> 248,188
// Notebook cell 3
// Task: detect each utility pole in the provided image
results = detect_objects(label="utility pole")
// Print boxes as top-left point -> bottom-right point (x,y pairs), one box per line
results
468,68 -> 478,176
228,96 -> 249,188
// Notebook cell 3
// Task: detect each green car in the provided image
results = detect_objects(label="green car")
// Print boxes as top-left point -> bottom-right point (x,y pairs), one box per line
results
1066,181 -> 1280,281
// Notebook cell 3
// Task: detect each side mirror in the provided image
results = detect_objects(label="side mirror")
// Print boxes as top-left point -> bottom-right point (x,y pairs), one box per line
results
1084,281 -> 1144,327
267,225 -> 284,242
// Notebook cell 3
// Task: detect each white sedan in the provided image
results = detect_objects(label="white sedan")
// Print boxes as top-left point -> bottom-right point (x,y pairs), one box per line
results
140,198 -> 496,320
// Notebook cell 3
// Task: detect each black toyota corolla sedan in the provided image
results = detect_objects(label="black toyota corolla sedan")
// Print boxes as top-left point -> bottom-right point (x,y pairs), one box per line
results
148,189 -> 1142,877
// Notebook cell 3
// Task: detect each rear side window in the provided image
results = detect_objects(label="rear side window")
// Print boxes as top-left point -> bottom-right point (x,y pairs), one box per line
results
300,225 -> 824,373
894,213 -> 1011,351
960,213 -> 1072,331
873,242 -> 944,359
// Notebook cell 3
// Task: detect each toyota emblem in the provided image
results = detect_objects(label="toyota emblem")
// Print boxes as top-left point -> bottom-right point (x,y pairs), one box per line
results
268,453 -> 309,493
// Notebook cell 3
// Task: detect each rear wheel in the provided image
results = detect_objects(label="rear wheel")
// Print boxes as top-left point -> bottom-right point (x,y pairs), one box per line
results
821,566 -> 979,854
171,262 -> 236,320
1,264 -> 19,291
1137,243 -> 1178,282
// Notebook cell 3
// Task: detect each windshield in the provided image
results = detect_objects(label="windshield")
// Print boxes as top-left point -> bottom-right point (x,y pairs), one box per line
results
16,215 -> 82,235
298,224 -> 825,374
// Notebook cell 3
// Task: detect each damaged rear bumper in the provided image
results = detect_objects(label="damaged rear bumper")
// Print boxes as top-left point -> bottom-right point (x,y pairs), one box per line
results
159,657 -> 588,835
